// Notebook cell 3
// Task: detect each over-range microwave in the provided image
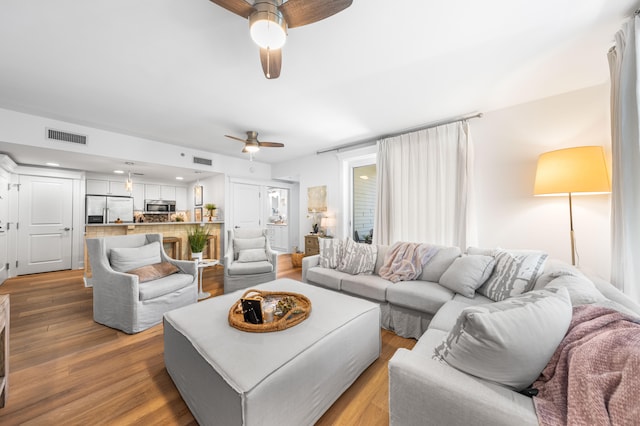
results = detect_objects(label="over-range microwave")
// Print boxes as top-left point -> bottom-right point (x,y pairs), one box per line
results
145,199 -> 176,213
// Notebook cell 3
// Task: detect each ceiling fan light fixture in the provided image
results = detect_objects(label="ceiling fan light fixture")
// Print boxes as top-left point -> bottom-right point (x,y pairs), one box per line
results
249,3 -> 287,50
244,143 -> 260,153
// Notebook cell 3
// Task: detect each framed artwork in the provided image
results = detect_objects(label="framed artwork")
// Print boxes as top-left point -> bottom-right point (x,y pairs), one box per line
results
194,207 -> 203,222
194,185 -> 203,206
307,185 -> 327,212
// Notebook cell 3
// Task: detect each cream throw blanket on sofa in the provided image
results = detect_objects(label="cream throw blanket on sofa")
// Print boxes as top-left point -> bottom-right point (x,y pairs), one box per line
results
379,242 -> 439,283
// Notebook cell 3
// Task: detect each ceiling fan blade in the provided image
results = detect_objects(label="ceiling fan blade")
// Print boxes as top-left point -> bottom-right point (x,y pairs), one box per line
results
208,0 -> 254,19
279,0 -> 352,29
260,48 -> 282,79
225,134 -> 249,143
259,142 -> 285,148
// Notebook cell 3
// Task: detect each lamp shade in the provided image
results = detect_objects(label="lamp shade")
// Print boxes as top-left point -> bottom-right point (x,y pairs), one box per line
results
533,146 -> 611,196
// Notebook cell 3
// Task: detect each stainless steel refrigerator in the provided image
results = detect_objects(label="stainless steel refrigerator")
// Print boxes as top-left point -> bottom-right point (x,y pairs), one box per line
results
86,195 -> 134,224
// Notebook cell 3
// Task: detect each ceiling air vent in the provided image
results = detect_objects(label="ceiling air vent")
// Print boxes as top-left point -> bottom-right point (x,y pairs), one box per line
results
46,128 -> 87,145
193,156 -> 212,166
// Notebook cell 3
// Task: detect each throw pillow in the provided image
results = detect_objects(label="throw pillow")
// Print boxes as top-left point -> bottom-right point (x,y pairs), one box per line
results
319,238 -> 343,269
126,262 -> 179,282
337,238 -> 378,275
110,241 -> 162,272
439,255 -> 496,298
234,237 -> 266,260
433,287 -> 572,391
237,248 -> 268,263
545,274 -> 606,306
477,249 -> 548,301
419,246 -> 462,282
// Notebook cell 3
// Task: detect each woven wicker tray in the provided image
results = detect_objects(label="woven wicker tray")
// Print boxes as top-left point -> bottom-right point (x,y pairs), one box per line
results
228,289 -> 312,333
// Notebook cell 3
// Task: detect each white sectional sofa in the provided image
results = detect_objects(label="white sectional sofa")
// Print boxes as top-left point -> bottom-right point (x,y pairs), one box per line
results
302,240 -> 640,425
302,242 -> 461,339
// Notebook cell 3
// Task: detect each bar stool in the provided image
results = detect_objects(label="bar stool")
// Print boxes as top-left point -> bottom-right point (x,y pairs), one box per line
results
163,237 -> 182,260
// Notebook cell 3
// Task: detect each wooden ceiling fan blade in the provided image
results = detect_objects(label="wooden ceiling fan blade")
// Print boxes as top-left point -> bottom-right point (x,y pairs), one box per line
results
208,0 -> 254,19
260,48 -> 282,79
279,0 -> 353,29
225,134 -> 249,143
259,142 -> 285,148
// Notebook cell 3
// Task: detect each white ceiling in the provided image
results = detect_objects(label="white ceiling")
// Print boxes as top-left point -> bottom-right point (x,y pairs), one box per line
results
0,0 -> 636,173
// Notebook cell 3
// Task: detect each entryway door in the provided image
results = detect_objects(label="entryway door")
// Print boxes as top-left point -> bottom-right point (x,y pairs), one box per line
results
0,175 -> 8,284
17,175 -> 73,275
231,183 -> 262,230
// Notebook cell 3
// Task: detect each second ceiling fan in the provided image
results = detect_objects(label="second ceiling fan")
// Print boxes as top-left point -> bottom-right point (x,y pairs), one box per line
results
225,131 -> 284,154
209,0 -> 353,79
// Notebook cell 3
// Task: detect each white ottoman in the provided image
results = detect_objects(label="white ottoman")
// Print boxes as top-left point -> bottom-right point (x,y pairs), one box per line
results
164,278 -> 381,426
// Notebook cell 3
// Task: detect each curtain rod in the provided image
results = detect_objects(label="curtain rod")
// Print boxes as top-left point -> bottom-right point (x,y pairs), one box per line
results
316,112 -> 483,155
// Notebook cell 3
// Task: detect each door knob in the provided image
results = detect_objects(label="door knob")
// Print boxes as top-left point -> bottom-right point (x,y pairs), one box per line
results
60,227 -> 71,231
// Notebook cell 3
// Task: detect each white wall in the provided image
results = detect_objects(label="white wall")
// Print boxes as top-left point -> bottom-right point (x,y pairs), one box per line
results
273,153 -> 342,249
473,83 -> 611,279
273,83 -> 612,279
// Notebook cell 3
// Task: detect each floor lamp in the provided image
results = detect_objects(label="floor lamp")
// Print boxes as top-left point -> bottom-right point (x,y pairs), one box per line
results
533,146 -> 611,265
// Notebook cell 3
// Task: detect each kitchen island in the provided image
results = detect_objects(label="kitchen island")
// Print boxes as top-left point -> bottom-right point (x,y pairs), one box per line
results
84,221 -> 224,281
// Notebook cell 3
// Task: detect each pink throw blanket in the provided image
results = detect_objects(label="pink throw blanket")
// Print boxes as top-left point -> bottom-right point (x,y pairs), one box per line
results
533,305 -> 640,426
378,242 -> 438,283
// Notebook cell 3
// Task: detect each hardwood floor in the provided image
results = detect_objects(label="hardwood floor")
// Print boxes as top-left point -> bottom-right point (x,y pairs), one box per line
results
0,255 -> 415,425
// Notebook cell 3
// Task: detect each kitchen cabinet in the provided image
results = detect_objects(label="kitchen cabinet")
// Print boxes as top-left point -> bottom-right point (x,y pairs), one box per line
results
267,225 -> 289,252
132,183 -> 145,211
161,185 -> 176,201
86,179 -> 131,196
144,184 -> 160,200
86,179 -> 108,195
144,184 -> 176,201
175,186 -> 187,211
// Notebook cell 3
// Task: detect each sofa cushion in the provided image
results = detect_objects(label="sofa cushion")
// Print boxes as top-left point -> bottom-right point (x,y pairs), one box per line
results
319,238 -> 343,269
478,249 -> 548,301
419,246 -> 461,282
126,262 -> 179,283
306,266 -> 347,291
138,272 -> 194,301
433,287 -> 572,391
373,244 -> 390,274
429,300 -> 473,332
386,281 -> 455,315
341,274 -> 391,302
237,248 -> 268,263
532,258 -> 588,290
429,294 -> 494,332
439,255 -> 496,298
227,260 -> 273,276
545,274 -> 606,305
110,241 -> 161,272
234,237 -> 266,260
337,238 -> 378,275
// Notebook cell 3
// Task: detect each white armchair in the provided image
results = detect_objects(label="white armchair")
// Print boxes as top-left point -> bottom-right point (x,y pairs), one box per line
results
86,233 -> 197,334
224,228 -> 278,293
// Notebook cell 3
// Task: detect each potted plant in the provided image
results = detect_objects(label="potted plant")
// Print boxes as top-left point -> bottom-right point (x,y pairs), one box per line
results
204,203 -> 217,222
187,225 -> 210,261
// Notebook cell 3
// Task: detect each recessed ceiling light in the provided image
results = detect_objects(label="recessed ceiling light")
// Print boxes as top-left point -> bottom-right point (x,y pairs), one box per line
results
46,162 -> 60,167
176,176 -> 184,180
113,170 -> 124,174
360,175 -> 369,180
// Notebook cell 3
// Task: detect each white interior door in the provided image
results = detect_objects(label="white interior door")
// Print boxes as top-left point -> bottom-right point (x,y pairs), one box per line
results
232,183 -> 262,230
18,175 -> 73,275
0,176 -> 8,284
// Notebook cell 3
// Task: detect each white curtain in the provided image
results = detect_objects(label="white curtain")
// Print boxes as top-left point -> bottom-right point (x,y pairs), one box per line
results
374,121 -> 476,249
608,14 -> 640,303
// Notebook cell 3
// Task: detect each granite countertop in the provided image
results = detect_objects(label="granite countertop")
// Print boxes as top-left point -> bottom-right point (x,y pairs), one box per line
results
86,221 -> 224,226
